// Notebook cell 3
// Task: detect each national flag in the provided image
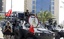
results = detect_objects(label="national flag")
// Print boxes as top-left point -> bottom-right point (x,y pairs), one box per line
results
5,9 -> 12,17
29,25 -> 34,34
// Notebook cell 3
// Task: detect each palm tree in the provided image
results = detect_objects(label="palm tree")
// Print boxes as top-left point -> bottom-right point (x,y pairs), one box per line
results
37,11 -> 53,24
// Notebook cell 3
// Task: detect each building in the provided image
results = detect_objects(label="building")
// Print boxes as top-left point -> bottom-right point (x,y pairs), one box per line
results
59,0 -> 64,24
24,0 -> 64,25
24,0 -> 54,14
51,0 -> 54,14
52,0 -> 59,24
0,0 -> 2,12
47,0 -> 64,25
24,0 -> 52,13
36,0 -> 51,13
0,0 -> 6,12
24,0 -> 55,21
54,0 -> 64,24
24,0 -> 32,12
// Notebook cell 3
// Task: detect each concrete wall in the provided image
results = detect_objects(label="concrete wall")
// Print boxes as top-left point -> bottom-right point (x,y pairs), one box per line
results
24,0 -> 32,12
54,0 -> 64,24
59,0 -> 64,24
54,0 -> 59,25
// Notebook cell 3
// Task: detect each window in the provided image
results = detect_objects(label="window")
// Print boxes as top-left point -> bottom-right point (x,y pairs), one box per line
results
32,10 -> 35,13
32,1 -> 35,4
51,6 -> 54,10
32,5 -> 35,9
51,0 -> 54,2
51,2 -> 54,5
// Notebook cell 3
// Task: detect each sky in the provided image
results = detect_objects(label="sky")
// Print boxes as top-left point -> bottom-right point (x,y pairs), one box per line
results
6,0 -> 24,12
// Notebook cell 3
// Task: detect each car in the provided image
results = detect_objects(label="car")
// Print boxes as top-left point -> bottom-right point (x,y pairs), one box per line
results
52,26 -> 63,32
35,23 -> 55,36
47,25 -> 64,39
23,22 -> 55,39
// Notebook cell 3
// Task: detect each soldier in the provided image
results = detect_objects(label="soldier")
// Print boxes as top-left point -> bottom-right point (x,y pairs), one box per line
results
53,21 -> 57,27
25,10 -> 29,17
12,20 -> 20,39
24,10 -> 29,22
3,21 -> 12,39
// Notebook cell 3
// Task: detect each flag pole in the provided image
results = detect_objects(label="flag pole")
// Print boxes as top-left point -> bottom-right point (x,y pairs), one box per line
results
11,0 -> 12,10
11,0 -> 12,20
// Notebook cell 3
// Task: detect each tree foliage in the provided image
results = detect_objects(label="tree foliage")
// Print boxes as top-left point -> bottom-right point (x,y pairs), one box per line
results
37,11 -> 53,24
0,16 -> 5,20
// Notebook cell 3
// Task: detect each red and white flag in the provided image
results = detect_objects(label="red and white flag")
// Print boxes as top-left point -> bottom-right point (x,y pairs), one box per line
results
5,9 -> 12,17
